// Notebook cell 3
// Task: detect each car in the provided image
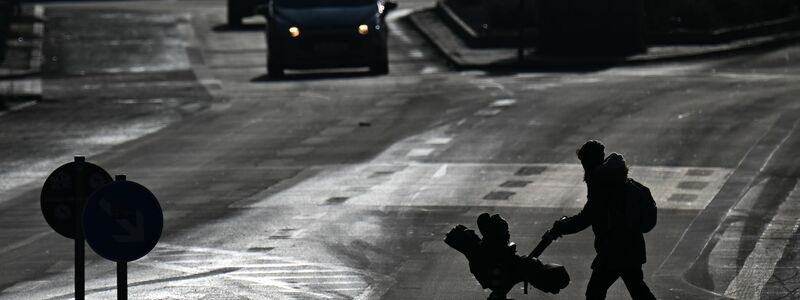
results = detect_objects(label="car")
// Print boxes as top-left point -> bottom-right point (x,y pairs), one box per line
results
228,0 -> 260,27
257,0 -> 398,77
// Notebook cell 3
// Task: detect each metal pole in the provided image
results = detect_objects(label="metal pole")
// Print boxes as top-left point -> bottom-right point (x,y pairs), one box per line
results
74,156 -> 85,300
117,261 -> 127,300
114,174 -> 128,300
518,0 -> 525,62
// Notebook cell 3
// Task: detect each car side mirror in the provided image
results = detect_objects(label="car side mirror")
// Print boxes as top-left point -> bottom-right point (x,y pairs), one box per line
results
384,1 -> 398,12
255,3 -> 270,15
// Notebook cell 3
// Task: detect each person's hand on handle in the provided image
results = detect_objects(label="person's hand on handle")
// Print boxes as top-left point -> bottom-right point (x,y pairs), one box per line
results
543,229 -> 561,241
546,216 -> 570,240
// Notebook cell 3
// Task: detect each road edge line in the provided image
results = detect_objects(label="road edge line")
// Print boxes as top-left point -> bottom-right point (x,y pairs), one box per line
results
652,109 -> 800,298
723,181 -> 800,298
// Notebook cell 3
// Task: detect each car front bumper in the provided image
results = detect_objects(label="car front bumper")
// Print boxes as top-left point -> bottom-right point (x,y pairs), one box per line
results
269,29 -> 387,68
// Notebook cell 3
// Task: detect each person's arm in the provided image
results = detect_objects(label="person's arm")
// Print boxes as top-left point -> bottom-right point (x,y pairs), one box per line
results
551,199 -> 594,236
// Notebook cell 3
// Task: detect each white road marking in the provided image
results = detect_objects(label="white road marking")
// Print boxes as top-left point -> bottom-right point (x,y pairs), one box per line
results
386,9 -> 413,44
760,123 -> 795,172
460,70 -> 486,76
0,231 -> 50,255
490,99 -> 517,107
432,164 -> 448,178
142,244 -> 371,299
724,182 -> 800,299
707,178 -> 769,290
425,137 -> 452,145
385,8 -> 412,22
0,100 -> 37,117
524,82 -> 561,91
293,212 -> 328,220
514,73 -> 547,79
308,281 -> 366,285
407,148 -> 435,157
4,241 -> 378,299
598,64 -> 706,77
476,81 -> 505,90
240,163 -> 730,210
240,274 -> 361,280
234,269 -> 354,275
420,66 -> 439,74
197,78 -> 222,90
408,49 -> 424,59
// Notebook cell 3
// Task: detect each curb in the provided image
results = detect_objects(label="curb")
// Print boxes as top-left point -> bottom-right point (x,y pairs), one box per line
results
408,6 -> 800,70
406,8 -> 475,69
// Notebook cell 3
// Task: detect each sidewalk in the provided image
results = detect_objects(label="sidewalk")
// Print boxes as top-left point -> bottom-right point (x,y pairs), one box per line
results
408,6 -> 800,69
0,4 -> 44,110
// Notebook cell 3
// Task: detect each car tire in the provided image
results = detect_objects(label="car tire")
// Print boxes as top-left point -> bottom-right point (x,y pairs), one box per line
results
268,56 -> 284,78
266,35 -> 284,77
268,64 -> 284,78
227,0 -> 243,27
370,56 -> 389,75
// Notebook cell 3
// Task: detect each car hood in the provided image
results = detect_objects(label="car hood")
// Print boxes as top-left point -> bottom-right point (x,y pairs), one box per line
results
273,4 -> 378,28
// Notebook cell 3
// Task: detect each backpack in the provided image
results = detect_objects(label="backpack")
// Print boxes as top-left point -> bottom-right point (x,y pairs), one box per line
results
625,179 -> 657,233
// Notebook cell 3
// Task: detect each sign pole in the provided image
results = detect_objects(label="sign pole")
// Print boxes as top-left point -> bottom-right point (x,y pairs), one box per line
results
115,174 -> 128,300
84,174 -> 163,300
74,156 -> 85,300
117,261 -> 127,300
42,157 -> 112,300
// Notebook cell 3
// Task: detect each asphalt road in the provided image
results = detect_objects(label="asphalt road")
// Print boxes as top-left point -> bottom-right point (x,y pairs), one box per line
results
1,0 -> 800,299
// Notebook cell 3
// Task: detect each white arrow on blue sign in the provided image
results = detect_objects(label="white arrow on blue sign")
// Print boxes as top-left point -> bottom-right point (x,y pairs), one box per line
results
83,176 -> 163,263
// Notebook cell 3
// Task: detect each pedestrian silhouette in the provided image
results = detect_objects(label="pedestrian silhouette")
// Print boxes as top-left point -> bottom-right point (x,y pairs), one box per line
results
445,213 -> 570,299
548,140 -> 657,300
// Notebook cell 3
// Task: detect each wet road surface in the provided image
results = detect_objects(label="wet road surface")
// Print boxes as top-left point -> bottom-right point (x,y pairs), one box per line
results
0,0 -> 800,299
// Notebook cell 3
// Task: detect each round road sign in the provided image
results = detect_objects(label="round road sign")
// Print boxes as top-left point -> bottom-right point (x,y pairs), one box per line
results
41,160 -> 113,239
83,179 -> 163,262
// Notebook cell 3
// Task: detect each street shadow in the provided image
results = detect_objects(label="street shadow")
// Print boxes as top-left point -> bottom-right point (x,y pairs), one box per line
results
481,51 -> 626,75
212,24 -> 265,32
251,70 -> 377,82
479,35 -> 800,77
478,63 -> 618,77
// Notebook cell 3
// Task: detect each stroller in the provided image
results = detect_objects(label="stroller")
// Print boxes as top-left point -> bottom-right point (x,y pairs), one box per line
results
444,214 -> 570,299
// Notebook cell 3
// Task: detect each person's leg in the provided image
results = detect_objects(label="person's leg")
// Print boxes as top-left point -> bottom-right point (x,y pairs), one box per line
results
586,268 -> 619,300
619,267 -> 656,300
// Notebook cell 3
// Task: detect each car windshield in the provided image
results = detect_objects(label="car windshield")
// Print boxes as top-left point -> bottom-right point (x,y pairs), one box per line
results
274,0 -> 375,8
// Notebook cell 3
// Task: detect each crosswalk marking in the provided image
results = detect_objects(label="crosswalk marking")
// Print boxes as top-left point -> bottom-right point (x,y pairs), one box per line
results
236,163 -> 731,210
425,137 -> 452,145
407,148 -> 435,157
724,181 -> 800,299
132,243 -> 375,299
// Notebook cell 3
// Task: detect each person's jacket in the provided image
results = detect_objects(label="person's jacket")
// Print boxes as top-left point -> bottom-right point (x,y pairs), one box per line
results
554,170 -> 649,269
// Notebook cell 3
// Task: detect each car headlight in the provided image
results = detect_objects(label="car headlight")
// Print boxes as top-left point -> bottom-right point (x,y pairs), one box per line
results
289,26 -> 300,38
358,24 -> 369,35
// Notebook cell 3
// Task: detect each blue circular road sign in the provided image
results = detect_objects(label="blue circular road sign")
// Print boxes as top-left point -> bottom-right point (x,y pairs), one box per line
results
83,179 -> 163,262
41,160 -> 113,239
